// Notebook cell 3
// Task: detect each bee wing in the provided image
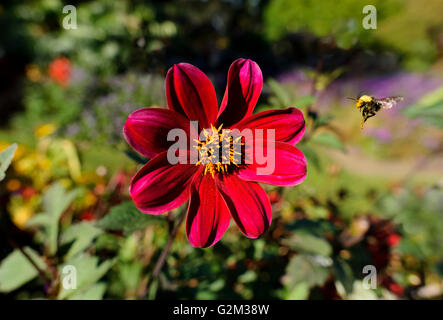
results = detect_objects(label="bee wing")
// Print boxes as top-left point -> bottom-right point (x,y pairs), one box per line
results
380,96 -> 404,109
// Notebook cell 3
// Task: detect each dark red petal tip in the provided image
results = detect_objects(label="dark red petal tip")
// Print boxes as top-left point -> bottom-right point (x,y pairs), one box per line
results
217,58 -> 263,127
186,173 -> 231,248
166,63 -> 218,128
216,175 -> 272,239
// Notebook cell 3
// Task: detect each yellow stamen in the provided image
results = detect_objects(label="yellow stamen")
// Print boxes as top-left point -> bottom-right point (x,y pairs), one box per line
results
194,124 -> 244,178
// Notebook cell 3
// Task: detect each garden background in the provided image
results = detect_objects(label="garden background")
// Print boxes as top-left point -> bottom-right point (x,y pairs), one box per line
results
0,0 -> 443,300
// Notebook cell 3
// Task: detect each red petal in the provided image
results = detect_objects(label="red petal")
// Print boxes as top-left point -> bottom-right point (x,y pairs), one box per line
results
217,59 -> 263,127
123,108 -> 193,159
238,141 -> 306,186
166,63 -> 218,128
186,173 -> 231,248
129,152 -> 198,214
234,108 -> 305,145
216,175 -> 272,238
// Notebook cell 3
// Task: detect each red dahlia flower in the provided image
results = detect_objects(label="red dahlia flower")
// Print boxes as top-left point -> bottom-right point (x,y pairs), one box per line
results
124,58 -> 306,248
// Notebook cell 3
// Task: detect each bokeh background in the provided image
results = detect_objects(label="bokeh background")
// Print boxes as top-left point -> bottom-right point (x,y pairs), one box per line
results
1,0 -> 443,300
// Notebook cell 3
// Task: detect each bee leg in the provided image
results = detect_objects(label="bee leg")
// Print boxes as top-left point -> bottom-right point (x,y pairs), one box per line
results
361,110 -> 366,121
367,111 -> 376,120
360,109 -> 368,129
361,110 -> 378,129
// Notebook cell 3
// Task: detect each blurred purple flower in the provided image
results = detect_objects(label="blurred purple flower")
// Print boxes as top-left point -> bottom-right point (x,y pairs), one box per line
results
364,127 -> 393,143
422,136 -> 441,150
70,67 -> 89,85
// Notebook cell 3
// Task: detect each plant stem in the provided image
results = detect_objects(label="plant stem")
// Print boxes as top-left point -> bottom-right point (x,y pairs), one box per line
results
3,232 -> 52,285
144,206 -> 187,296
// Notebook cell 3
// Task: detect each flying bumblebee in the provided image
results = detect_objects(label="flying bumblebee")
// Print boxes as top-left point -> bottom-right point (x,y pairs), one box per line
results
349,95 -> 404,129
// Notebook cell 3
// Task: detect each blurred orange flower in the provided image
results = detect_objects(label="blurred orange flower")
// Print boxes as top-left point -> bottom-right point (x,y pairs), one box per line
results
25,64 -> 42,82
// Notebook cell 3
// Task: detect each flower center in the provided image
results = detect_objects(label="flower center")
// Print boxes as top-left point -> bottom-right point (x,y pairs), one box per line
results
194,124 -> 243,178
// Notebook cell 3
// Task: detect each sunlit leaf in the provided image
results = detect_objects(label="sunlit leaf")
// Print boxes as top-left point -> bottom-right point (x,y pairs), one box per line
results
0,143 -> 17,181
403,86 -> 443,128
27,183 -> 77,255
0,247 -> 46,293
336,280 -> 378,300
58,254 -> 115,300
284,254 -> 330,290
69,282 -> 107,300
294,95 -> 316,108
61,222 -> 103,259
283,232 -> 332,257
285,282 -> 310,300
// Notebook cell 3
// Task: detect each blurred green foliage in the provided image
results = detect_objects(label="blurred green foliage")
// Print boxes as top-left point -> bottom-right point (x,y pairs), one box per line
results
264,0 -> 402,48
403,86 -> 443,128
375,0 -> 443,70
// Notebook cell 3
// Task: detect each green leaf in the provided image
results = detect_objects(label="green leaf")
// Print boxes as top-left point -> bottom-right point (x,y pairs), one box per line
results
283,232 -> 332,257
27,183 -> 77,255
61,222 -> 103,259
310,132 -> 346,152
42,183 -> 78,219
286,218 -> 336,236
333,258 -> 354,294
315,114 -> 334,128
0,247 -> 47,293
298,144 -> 321,170
267,78 -> 292,107
285,282 -> 310,300
58,254 -> 115,300
97,201 -> 161,234
238,270 -> 257,283
404,86 -> 443,115
119,262 -> 143,291
403,86 -> 443,128
69,282 -> 107,300
294,95 -> 316,108
209,279 -> 225,292
0,143 -> 17,181
147,278 -> 159,300
284,254 -> 330,290
336,280 -> 378,300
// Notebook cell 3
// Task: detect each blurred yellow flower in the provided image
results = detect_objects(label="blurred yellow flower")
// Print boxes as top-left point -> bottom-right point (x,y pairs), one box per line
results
8,194 -> 39,230
14,156 -> 34,175
11,205 -> 33,229
35,123 -> 56,138
84,191 -> 97,207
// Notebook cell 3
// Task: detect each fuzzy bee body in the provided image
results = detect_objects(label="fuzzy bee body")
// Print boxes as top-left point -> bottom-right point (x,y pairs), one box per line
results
353,95 -> 403,129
